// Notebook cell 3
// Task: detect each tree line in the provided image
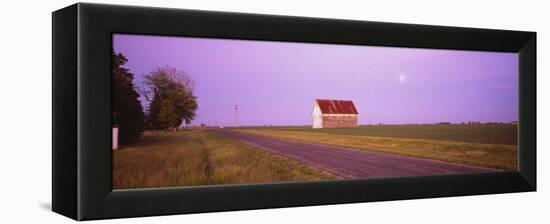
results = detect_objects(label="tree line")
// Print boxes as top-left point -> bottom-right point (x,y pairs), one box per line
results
112,52 -> 198,144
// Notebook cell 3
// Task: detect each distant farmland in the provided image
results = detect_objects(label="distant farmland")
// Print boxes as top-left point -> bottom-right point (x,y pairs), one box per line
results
272,124 -> 517,145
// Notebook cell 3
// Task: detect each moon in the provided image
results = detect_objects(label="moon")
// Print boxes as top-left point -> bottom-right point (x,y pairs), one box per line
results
399,74 -> 407,83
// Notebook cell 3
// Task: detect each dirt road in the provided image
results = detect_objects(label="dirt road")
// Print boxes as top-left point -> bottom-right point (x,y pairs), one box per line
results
213,129 -> 497,179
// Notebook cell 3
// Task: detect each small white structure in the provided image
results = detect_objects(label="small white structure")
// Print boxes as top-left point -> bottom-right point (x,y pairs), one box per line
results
112,125 -> 119,150
312,99 -> 359,128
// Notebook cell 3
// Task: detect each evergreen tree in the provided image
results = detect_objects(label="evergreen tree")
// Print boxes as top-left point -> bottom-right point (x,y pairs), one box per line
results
112,52 -> 145,144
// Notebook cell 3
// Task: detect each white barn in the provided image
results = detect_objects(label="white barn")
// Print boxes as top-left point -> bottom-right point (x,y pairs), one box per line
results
312,99 -> 359,128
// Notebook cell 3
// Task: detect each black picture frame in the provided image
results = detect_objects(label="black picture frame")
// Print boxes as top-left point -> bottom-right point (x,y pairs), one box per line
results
52,3 -> 536,221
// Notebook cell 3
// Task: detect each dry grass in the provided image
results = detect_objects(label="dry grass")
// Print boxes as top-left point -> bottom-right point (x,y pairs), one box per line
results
112,130 -> 335,189
236,129 -> 517,170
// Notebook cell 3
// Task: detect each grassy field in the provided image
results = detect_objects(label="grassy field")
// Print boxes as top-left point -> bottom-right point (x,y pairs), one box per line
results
113,130 -> 335,189
265,124 -> 517,145
236,126 -> 517,170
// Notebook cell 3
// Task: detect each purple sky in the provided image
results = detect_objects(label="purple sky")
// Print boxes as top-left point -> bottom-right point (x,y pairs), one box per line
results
113,34 -> 518,126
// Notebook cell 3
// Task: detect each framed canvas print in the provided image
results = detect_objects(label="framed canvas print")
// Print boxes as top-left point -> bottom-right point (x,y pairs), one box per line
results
52,3 -> 536,221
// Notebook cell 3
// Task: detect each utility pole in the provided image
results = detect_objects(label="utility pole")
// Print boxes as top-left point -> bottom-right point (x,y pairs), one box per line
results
234,104 -> 239,127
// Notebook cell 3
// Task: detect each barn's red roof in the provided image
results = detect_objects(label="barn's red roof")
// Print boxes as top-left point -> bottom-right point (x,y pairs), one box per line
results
315,99 -> 358,114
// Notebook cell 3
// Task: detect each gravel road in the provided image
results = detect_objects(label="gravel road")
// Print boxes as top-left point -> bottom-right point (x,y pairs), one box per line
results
213,129 -> 497,179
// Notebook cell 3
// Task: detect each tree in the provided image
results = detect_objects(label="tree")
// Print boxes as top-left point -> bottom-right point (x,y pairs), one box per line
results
143,66 -> 198,130
112,52 -> 145,144
158,100 -> 179,130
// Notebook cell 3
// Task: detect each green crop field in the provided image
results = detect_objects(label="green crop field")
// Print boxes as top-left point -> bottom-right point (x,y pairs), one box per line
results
271,124 -> 517,145
113,130 -> 334,189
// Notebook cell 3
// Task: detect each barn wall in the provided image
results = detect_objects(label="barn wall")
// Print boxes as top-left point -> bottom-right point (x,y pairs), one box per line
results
322,114 -> 358,128
312,103 -> 323,128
